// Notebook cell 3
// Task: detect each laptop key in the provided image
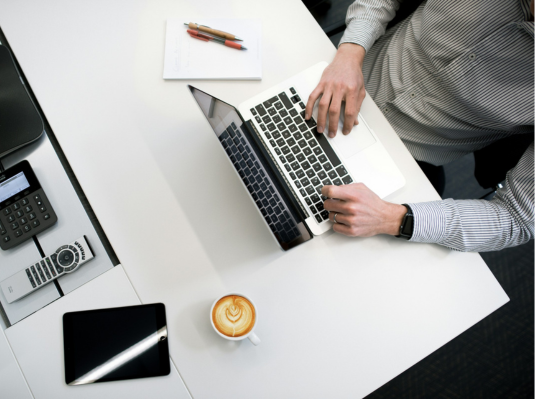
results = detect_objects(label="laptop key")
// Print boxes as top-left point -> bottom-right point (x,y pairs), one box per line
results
306,169 -> 315,178
287,138 -> 296,147
323,162 -> 333,171
305,197 -> 312,206
296,153 -> 306,162
255,104 -> 267,116
336,165 -> 348,177
280,109 -> 288,117
333,178 -> 343,186
315,214 -> 322,223
272,131 -> 281,139
322,179 -> 332,186
274,102 -> 283,110
328,170 -> 338,179
296,169 -> 305,179
267,123 -> 276,131
342,175 -> 353,184
312,127 -> 342,166
298,124 -> 308,133
281,146 -> 291,155
303,147 -> 312,156
274,148 -> 281,155
286,153 -> 296,163
289,109 -> 298,117
305,186 -> 315,195
277,123 -> 285,131
320,210 -> 330,220
291,162 -> 300,171
282,130 -> 291,139
273,115 -> 282,123
304,131 -> 313,140
288,124 -> 297,133
301,161 -> 311,170
262,115 -> 271,124
293,131 -> 303,140
263,96 -> 279,109
283,116 -> 292,125
291,146 -> 301,155
278,92 -> 293,110
268,108 -> 277,116
311,177 -> 320,186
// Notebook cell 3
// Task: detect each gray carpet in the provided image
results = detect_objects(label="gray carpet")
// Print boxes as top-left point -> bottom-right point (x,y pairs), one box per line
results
304,1 -> 534,397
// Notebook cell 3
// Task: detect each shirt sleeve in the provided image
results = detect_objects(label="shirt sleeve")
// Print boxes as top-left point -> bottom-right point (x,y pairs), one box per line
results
339,0 -> 402,52
406,143 -> 534,252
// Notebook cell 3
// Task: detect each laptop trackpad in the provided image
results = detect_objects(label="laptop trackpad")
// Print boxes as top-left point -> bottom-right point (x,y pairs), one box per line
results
330,117 -> 377,159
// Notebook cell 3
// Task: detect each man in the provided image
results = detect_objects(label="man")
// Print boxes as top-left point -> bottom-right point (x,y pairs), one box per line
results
306,0 -> 534,252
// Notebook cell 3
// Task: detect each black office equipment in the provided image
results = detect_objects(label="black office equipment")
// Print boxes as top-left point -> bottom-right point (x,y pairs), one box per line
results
0,161 -> 58,250
0,45 -> 44,159
63,303 -> 170,386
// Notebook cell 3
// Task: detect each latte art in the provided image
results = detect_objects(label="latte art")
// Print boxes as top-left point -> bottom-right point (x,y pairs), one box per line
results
212,295 -> 256,337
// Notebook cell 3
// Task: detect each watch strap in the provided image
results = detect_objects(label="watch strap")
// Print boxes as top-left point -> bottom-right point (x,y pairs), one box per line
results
396,204 -> 414,239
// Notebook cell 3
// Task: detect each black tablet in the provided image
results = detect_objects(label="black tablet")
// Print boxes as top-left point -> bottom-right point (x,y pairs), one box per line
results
63,303 -> 170,386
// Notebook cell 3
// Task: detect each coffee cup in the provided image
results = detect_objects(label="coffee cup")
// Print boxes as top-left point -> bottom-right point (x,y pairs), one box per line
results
210,293 -> 261,346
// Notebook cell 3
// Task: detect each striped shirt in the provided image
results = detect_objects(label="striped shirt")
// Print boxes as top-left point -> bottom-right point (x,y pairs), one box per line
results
339,0 -> 534,251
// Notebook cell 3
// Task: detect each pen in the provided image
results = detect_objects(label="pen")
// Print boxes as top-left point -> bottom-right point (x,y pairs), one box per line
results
187,30 -> 247,50
184,22 -> 243,41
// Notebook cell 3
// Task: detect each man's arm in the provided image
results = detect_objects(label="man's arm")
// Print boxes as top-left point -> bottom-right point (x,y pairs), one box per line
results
408,144 -> 534,251
305,0 -> 401,138
322,143 -> 534,252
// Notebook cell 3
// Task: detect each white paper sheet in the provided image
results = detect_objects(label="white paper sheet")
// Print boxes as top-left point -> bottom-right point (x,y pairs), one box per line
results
163,19 -> 262,80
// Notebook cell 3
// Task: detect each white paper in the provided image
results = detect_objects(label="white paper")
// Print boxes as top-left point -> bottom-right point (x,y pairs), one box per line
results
163,19 -> 262,80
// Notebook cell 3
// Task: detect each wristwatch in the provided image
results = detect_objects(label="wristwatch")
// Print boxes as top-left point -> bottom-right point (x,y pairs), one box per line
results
396,204 -> 414,240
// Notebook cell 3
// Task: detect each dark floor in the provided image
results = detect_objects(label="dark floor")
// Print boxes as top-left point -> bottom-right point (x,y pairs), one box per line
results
305,1 -> 534,398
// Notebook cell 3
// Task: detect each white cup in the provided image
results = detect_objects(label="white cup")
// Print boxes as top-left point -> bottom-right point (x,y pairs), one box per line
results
210,293 -> 261,346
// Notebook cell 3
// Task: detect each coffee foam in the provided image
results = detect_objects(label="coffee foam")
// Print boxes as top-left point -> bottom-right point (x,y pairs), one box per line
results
212,295 -> 255,337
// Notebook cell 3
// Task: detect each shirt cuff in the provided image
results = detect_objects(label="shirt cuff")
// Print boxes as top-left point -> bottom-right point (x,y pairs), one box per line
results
406,200 -> 449,243
338,20 -> 381,53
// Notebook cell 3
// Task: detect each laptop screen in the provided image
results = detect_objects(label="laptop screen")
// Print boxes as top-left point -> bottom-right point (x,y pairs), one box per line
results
189,86 -> 312,250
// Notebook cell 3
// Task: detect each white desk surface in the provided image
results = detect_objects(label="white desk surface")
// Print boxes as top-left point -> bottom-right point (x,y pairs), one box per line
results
0,1 -> 509,398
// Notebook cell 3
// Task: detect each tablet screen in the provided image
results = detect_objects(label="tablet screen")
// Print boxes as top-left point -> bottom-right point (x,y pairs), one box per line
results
63,303 -> 170,385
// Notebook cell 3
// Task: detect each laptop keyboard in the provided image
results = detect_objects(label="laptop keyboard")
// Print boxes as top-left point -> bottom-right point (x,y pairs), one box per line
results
250,87 -> 353,224
219,122 -> 302,244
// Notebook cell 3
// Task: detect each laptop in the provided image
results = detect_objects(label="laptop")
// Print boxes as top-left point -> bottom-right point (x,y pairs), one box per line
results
189,62 -> 405,250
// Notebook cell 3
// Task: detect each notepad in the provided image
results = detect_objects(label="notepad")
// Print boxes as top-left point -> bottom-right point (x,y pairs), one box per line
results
163,19 -> 262,80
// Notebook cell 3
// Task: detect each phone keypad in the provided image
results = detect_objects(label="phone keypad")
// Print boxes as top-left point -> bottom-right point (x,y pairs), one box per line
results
0,188 -> 57,250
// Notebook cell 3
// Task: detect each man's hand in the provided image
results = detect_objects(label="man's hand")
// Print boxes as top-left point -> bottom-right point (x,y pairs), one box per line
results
305,43 -> 366,138
322,183 -> 407,237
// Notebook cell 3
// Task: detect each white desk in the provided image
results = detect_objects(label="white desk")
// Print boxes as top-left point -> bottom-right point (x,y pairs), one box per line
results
0,1 -> 509,398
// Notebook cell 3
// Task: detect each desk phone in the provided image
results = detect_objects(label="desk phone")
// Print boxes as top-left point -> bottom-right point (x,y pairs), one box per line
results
0,160 -> 57,250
